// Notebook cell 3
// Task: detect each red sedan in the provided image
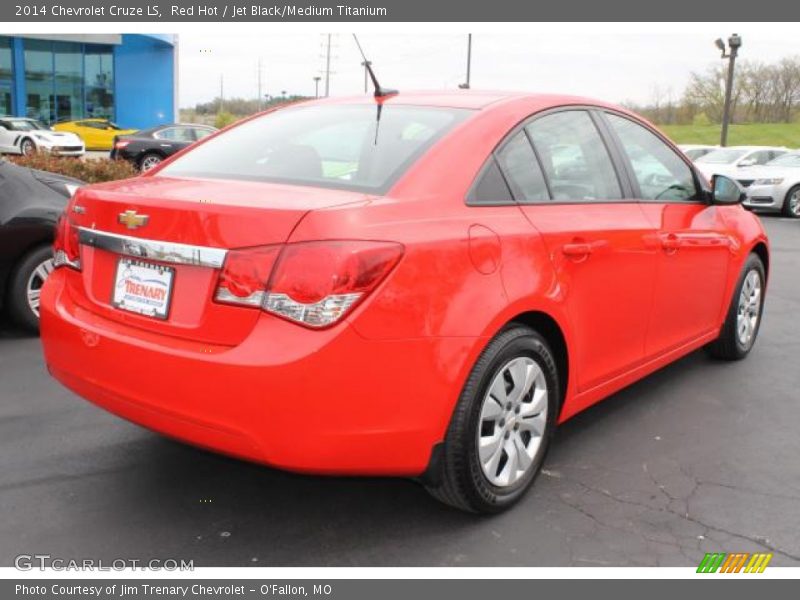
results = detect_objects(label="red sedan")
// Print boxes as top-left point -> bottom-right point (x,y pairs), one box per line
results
40,92 -> 768,513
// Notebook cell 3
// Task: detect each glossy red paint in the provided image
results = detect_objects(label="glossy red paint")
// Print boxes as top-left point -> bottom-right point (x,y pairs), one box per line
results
40,91 -> 769,476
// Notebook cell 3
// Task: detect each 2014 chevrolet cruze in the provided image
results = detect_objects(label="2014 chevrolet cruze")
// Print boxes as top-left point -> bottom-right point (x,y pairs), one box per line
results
40,92 -> 769,513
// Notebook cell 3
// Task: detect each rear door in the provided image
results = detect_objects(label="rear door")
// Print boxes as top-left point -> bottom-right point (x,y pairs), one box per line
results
600,111 -> 732,355
508,109 -> 659,393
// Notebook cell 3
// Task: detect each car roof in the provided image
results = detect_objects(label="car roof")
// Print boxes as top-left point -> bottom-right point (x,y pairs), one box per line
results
725,145 -> 788,151
304,90 -> 621,111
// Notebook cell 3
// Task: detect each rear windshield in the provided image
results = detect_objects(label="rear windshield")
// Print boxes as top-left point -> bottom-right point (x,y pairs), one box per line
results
158,104 -> 471,193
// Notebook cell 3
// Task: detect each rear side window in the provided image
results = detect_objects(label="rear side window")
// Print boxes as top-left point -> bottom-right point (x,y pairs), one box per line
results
526,111 -> 622,201
467,159 -> 513,205
605,113 -> 698,202
495,132 -> 549,204
159,104 -> 470,194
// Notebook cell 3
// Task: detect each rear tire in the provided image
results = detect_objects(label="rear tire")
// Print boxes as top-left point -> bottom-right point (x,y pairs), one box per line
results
6,245 -> 54,333
707,253 -> 765,360
782,185 -> 800,218
425,324 -> 559,513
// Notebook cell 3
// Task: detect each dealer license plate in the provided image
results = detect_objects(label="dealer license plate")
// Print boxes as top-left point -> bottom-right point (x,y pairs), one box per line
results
111,258 -> 175,320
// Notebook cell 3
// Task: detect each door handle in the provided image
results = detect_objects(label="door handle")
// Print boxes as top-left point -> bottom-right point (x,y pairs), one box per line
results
562,239 -> 608,258
659,233 -> 681,251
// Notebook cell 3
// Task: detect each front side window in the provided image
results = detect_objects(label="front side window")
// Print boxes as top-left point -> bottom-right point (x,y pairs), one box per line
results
159,104 -> 470,193
605,113 -> 698,202
526,111 -> 622,201
766,153 -> 800,167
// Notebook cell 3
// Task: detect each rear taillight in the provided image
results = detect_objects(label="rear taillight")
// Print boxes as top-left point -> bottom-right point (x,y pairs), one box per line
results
114,140 -> 130,149
215,241 -> 403,328
52,214 -> 81,270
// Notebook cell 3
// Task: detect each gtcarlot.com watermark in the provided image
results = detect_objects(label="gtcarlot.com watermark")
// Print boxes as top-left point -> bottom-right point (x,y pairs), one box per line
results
14,554 -> 194,571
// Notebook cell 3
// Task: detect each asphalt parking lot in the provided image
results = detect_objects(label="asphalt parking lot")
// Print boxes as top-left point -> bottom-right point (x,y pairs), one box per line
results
1,217 -> 799,568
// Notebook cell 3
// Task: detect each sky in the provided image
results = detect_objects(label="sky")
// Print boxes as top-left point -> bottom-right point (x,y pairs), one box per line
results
177,26 -> 800,108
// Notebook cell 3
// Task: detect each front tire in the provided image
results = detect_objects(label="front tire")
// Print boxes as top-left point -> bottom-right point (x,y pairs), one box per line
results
6,245 -> 55,333
782,185 -> 800,218
425,325 -> 559,513
707,253 -> 765,360
20,138 -> 36,156
139,152 -> 163,172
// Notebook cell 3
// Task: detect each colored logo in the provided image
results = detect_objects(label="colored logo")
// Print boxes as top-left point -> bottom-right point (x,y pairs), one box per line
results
697,552 -> 772,573
118,209 -> 150,230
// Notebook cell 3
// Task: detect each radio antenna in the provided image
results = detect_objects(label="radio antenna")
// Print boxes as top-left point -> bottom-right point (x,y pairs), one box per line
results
352,34 -> 397,98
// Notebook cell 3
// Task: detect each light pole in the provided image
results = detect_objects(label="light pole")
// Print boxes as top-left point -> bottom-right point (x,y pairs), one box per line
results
716,33 -> 742,147
313,76 -> 321,98
459,34 -> 472,90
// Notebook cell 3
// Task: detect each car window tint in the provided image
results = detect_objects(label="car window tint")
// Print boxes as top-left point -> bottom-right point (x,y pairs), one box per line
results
747,151 -> 772,165
156,127 -> 195,142
526,111 -> 621,201
159,105 -> 470,194
193,127 -> 214,141
495,131 -> 548,203
468,158 -> 513,205
605,113 -> 698,202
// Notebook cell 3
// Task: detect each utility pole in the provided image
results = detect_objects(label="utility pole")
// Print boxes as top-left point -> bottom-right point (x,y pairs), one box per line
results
459,34 -> 472,89
324,33 -> 332,97
219,73 -> 224,113
257,58 -> 263,111
716,33 -> 742,147
313,76 -> 321,98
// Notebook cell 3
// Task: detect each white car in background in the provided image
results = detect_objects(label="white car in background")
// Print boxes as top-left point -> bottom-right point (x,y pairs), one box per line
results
741,152 -> 800,218
694,146 -> 789,182
678,144 -> 717,161
0,117 -> 85,157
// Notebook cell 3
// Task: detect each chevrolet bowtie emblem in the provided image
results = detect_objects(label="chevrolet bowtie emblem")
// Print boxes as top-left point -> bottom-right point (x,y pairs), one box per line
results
118,210 -> 149,230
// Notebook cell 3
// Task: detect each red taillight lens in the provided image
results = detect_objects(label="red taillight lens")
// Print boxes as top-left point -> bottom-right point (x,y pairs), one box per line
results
52,214 -> 81,270
114,140 -> 130,149
214,245 -> 282,307
214,240 -> 403,328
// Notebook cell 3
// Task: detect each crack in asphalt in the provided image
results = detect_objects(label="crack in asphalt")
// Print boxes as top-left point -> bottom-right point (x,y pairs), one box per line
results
544,462 -> 800,565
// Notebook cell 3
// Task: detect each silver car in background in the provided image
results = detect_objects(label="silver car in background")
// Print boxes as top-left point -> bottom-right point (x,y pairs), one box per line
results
742,152 -> 800,218
678,144 -> 718,161
694,146 -> 789,182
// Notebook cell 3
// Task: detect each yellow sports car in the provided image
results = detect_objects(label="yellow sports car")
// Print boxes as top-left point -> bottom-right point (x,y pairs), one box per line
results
53,119 -> 138,151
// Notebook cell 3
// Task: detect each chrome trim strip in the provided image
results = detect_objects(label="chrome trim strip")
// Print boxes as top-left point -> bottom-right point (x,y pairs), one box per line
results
78,228 -> 228,269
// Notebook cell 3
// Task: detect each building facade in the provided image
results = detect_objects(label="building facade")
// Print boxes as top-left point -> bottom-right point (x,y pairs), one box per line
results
0,34 -> 177,129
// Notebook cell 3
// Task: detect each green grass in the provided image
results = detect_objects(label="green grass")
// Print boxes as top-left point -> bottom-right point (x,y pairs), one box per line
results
659,122 -> 800,148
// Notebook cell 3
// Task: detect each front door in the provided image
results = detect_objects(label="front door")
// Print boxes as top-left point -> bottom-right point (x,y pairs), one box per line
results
601,112 -> 731,356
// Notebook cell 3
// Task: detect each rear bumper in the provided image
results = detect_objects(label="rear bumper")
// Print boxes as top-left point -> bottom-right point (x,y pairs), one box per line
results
40,269 -> 475,476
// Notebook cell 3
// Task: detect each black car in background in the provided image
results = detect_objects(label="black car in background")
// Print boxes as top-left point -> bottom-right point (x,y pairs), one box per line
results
0,160 -> 83,332
110,123 -> 217,171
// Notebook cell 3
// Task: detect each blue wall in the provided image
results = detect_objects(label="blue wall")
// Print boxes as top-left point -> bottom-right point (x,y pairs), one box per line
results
113,34 -> 175,129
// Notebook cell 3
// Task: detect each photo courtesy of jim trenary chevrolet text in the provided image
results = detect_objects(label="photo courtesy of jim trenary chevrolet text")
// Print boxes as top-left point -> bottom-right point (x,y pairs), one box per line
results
1,0 -> 799,596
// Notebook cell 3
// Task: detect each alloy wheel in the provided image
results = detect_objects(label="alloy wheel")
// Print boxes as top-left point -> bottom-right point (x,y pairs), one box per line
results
140,155 -> 162,171
477,356 -> 548,487
21,139 -> 35,156
736,269 -> 762,347
26,258 -> 54,318
788,190 -> 800,217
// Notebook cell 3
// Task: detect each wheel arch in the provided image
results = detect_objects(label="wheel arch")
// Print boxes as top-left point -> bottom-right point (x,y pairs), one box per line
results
507,310 -> 570,418
751,241 -> 770,282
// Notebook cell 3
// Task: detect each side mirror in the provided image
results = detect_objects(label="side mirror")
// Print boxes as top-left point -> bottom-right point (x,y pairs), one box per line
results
738,158 -> 756,167
711,174 -> 745,205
